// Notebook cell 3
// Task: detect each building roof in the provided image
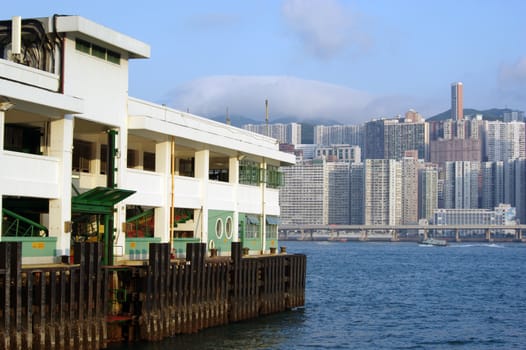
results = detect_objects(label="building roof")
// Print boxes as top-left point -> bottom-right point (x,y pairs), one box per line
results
53,15 -> 150,59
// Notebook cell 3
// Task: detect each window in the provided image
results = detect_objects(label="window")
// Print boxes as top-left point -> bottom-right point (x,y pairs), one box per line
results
127,149 -> 138,168
239,160 -> 261,186
75,38 -> 90,54
143,152 -> 156,172
75,38 -> 121,65
100,144 -> 107,175
72,140 -> 93,173
265,216 -> 279,239
225,216 -> 233,239
179,158 -> 194,177
215,218 -> 223,239
244,215 -> 260,239
266,165 -> 283,189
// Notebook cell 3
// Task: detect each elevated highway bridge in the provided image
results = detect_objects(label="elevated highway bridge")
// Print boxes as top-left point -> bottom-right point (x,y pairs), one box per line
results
278,224 -> 526,242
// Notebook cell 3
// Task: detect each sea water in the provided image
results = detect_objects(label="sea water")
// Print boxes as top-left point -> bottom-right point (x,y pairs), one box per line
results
111,241 -> 526,349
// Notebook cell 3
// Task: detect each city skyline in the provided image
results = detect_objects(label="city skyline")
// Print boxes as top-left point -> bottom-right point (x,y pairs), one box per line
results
3,1 -> 526,123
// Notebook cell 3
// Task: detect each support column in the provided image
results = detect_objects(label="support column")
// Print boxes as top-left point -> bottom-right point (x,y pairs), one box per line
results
48,115 -> 74,257
229,156 -> 240,243
0,111 -> 3,237
195,150 -> 209,245
260,160 -> 267,253
111,129 -> 125,264
0,110 -> 4,151
154,140 -> 171,244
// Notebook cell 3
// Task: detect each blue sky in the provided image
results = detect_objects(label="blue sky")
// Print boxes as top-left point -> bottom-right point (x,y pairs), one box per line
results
4,1 -> 526,123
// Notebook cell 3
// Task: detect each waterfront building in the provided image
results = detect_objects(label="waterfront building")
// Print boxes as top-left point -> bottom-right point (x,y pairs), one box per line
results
485,121 -> 525,162
451,82 -> 464,121
243,122 -> 302,145
443,161 -> 480,209
434,204 -> 516,226
0,15 -> 294,264
418,164 -> 439,222
401,157 -> 419,224
364,159 -> 402,225
503,158 -> 526,223
480,161 -> 505,209
279,159 -> 350,225
349,162 -> 365,224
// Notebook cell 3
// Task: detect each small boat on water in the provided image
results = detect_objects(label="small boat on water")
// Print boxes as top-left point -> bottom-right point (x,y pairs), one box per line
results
420,238 -> 448,246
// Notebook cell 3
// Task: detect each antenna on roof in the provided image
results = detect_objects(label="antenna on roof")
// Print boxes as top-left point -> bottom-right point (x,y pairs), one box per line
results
226,107 -> 231,125
11,16 -> 22,56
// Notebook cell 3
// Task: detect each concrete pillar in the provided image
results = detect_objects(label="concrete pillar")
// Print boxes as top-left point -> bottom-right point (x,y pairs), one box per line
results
114,128 -> 127,259
260,160 -> 267,253
154,140 -> 171,243
0,110 -> 4,151
0,111 -> 3,237
48,115 -> 74,257
195,150 -> 209,244
229,156 -> 240,242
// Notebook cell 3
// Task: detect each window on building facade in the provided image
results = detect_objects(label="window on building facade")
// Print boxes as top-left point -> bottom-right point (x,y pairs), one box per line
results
75,38 -> 121,65
244,215 -> 260,239
72,139 -> 93,173
239,160 -> 261,186
143,152 -> 155,172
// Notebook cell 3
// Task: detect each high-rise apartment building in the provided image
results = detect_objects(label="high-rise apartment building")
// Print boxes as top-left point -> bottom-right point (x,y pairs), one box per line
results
480,161 -> 505,209
364,117 -> 428,160
363,159 -> 402,225
443,161 -> 480,209
451,82 -> 463,121
429,117 -> 485,165
418,165 -> 438,222
350,162 -> 365,224
314,124 -> 364,148
279,159 -> 350,225
401,157 -> 419,224
485,121 -> 525,162
243,122 -> 302,144
314,144 -> 361,163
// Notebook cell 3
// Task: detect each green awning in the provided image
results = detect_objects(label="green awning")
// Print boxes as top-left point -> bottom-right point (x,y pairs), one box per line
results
72,186 -> 136,214
266,216 -> 280,225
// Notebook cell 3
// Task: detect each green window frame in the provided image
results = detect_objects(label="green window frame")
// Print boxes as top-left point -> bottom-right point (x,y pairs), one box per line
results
75,38 -> 121,65
266,165 -> 283,188
239,160 -> 261,186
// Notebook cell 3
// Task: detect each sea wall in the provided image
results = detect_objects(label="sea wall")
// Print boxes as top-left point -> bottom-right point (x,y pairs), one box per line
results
0,241 -> 306,349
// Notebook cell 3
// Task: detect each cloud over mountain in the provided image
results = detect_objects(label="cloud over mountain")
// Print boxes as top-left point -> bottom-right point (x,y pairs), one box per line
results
165,75 -> 440,123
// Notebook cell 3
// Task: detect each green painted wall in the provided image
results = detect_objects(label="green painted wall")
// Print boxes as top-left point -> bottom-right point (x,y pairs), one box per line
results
172,237 -> 200,256
238,214 -> 263,252
126,237 -> 161,260
207,210 -> 235,254
0,236 -> 57,257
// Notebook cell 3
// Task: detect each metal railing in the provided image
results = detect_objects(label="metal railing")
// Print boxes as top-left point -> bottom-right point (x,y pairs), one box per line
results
2,208 -> 49,237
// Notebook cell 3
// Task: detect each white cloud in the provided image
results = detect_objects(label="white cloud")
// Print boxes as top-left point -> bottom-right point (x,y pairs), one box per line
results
499,56 -> 526,85
282,0 -> 370,60
165,75 -> 439,123
497,56 -> 526,107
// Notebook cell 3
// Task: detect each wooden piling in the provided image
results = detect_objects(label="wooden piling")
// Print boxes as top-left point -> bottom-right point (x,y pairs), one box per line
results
0,241 -> 306,349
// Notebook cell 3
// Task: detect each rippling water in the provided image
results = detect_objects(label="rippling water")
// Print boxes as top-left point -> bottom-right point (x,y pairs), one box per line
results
111,241 -> 526,349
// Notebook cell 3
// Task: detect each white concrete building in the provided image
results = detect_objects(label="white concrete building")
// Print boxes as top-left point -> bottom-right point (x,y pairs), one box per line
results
0,15 -> 294,263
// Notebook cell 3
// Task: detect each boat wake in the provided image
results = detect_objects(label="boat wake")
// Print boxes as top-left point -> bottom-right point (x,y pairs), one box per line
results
453,243 -> 505,248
